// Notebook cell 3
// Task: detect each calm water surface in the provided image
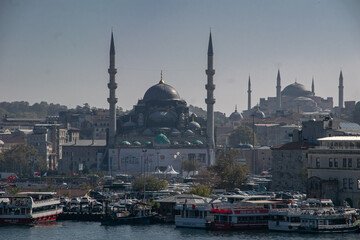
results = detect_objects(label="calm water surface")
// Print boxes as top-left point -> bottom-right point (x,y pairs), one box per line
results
1,221 -> 358,240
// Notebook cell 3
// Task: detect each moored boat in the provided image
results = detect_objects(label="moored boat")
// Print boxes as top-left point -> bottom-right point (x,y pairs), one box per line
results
174,203 -> 214,229
298,208 -> 360,233
268,207 -> 302,232
0,192 -> 63,225
210,200 -> 292,231
101,202 -> 158,226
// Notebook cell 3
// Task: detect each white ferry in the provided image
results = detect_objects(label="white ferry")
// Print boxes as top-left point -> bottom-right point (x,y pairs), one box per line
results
298,208 -> 360,233
268,207 -> 302,232
0,192 -> 63,225
210,200 -> 292,230
175,203 -> 216,229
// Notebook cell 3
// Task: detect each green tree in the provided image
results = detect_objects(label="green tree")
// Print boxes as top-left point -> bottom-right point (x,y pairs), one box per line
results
189,185 -> 211,197
0,144 -> 46,177
229,126 -> 258,147
132,176 -> 168,192
181,159 -> 202,177
209,150 -> 249,190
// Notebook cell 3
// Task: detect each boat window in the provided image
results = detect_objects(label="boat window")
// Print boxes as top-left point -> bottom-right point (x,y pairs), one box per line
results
220,215 -> 228,222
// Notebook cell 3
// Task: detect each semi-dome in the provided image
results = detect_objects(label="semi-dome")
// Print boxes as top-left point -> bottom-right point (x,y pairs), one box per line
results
155,133 -> 170,144
282,82 -> 312,97
229,108 -> 243,121
143,80 -> 181,103
188,120 -> 201,130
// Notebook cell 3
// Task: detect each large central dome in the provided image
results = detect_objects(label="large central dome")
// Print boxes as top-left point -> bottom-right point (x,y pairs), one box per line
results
282,82 -> 312,97
143,80 -> 181,102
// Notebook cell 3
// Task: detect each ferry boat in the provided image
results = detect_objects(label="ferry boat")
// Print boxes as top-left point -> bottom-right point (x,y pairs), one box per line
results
268,199 -> 334,232
298,208 -> 360,233
0,192 -> 63,225
268,207 -> 302,232
174,203 -> 215,229
210,200 -> 292,230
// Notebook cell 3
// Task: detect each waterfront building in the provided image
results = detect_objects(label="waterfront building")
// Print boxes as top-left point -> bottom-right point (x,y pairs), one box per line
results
307,136 -> 360,208
271,142 -> 315,192
60,140 -> 106,174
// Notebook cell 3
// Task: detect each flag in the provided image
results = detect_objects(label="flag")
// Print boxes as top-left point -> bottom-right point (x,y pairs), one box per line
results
34,172 -> 41,177
7,174 -> 16,183
43,172 -> 47,177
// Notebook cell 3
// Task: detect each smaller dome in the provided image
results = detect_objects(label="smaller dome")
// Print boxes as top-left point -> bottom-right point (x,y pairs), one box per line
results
132,141 -> 141,146
236,143 -> 253,149
188,121 -> 201,130
192,140 -> 203,145
183,141 -> 191,145
155,133 -> 170,144
170,128 -> 181,135
185,129 -> 195,135
0,140 -> 4,145
229,110 -> 243,121
144,141 -> 152,146
253,106 -> 265,119
120,141 -> 131,145
143,128 -> 153,135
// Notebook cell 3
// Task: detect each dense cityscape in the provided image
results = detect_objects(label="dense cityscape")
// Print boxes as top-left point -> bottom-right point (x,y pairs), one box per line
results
1,0 -> 360,238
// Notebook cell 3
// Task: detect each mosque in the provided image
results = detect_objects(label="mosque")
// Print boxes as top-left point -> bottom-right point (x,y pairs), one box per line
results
106,33 -> 216,175
239,70 -> 340,119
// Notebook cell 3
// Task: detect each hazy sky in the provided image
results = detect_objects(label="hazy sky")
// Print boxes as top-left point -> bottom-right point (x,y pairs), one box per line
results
1,0 -> 359,116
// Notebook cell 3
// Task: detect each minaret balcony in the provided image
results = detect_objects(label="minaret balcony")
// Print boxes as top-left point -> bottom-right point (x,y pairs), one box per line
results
108,82 -> 118,89
205,98 -> 216,104
108,68 -> 118,74
205,84 -> 215,91
206,69 -> 215,75
107,98 -> 118,104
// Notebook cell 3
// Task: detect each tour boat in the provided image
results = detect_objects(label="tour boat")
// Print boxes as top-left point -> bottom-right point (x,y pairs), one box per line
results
210,200 -> 292,230
268,207 -> 302,232
0,192 -> 63,225
298,208 -> 360,233
174,203 -> 215,229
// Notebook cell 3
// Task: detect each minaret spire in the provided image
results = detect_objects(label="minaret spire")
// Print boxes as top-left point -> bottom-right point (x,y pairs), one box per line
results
107,31 -> 118,147
205,31 -> 215,151
276,69 -> 282,110
311,77 -> 315,95
248,75 -> 252,110
339,70 -> 344,109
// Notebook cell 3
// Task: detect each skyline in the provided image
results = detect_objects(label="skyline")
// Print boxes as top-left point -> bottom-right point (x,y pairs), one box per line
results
1,0 -> 360,116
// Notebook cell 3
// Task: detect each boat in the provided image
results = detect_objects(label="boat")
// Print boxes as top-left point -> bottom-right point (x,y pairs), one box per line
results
298,208 -> 360,233
174,203 -> 214,229
210,200 -> 292,230
268,199 -> 334,232
101,202 -> 158,225
0,192 -> 63,225
268,207 -> 302,232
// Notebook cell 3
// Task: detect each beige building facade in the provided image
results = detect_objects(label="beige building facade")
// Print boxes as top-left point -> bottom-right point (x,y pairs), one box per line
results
307,136 -> 360,208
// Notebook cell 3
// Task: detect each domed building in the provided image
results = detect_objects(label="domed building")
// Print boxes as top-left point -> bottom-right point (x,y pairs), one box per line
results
117,76 -> 206,141
255,71 -> 333,116
105,33 -> 216,175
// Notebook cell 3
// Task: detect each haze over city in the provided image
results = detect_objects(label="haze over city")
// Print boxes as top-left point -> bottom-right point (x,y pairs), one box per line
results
1,0 -> 359,115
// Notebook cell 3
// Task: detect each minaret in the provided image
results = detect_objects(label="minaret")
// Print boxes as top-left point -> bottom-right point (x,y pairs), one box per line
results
311,77 -> 315,95
339,70 -> 344,109
107,32 -> 118,147
247,75 -> 251,110
276,69 -> 282,110
205,32 -> 215,149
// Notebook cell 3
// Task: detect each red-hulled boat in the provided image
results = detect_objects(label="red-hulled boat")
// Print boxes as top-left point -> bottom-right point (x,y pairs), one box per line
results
0,192 -> 63,225
210,200 -> 292,230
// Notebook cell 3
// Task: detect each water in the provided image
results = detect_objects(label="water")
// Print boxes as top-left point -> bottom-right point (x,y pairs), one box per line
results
0,221 -> 358,240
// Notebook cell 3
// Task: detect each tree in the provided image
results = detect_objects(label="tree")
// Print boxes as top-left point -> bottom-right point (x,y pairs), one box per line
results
132,176 -> 168,192
229,126 -> 258,147
0,144 -> 46,177
209,150 -> 249,190
189,185 -> 211,197
181,159 -> 202,177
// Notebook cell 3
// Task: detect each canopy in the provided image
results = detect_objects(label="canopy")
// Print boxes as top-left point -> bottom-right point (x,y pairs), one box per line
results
164,165 -> 179,175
